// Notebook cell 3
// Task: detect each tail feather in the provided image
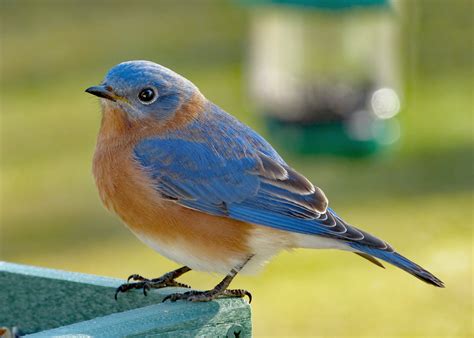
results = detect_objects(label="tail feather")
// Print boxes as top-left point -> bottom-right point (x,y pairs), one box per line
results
350,243 -> 445,288
355,252 -> 385,269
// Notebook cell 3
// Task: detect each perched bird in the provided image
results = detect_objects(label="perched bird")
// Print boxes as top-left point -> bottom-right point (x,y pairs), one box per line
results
86,60 -> 444,302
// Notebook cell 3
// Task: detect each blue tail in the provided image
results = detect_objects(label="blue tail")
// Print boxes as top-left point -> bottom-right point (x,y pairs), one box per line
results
349,243 -> 445,287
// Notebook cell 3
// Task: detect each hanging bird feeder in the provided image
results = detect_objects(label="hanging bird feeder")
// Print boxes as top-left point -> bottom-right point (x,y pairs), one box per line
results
246,0 -> 401,156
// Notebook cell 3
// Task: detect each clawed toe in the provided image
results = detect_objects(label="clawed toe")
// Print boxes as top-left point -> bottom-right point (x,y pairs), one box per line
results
115,283 -> 135,300
127,274 -> 148,283
114,285 -> 123,300
115,270 -> 193,300
162,288 -> 252,303
162,290 -> 201,303
223,289 -> 252,303
160,280 -> 191,288
115,264 -> 252,304
115,280 -> 159,299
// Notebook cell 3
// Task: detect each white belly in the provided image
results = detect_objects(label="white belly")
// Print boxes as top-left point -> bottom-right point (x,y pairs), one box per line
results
132,223 -> 348,275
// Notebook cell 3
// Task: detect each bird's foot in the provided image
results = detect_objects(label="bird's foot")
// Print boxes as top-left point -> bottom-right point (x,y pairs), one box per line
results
115,271 -> 191,300
162,288 -> 252,303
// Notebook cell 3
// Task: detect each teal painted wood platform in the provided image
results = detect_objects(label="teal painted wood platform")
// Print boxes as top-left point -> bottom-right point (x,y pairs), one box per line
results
0,262 -> 252,337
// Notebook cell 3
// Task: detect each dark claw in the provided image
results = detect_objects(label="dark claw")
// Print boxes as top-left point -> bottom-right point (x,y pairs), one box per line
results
114,285 -> 125,301
143,283 -> 150,296
127,274 -> 137,283
127,274 -> 147,283
162,294 -> 173,303
245,290 -> 252,304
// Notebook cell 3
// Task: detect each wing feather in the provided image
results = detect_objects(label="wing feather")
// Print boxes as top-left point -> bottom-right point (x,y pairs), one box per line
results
133,107 -> 391,251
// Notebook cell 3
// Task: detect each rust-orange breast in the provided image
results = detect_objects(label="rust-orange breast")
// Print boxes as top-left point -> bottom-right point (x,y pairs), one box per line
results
92,100 -> 255,271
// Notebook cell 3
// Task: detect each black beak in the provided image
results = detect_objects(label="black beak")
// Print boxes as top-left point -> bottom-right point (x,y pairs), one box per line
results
85,85 -> 117,102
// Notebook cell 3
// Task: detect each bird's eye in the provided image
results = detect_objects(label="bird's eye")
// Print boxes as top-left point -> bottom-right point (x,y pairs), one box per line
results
138,87 -> 157,104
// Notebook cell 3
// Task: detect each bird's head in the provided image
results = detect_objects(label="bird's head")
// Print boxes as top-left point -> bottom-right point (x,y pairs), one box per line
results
86,60 -> 202,121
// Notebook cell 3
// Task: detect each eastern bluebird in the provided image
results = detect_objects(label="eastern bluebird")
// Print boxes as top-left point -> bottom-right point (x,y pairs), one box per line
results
86,60 -> 444,303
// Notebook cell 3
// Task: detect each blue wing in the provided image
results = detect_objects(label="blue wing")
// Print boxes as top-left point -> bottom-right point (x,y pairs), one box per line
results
133,106 -> 391,250
133,106 -> 446,287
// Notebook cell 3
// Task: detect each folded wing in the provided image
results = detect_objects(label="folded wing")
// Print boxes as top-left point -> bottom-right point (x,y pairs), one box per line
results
134,134 -> 391,252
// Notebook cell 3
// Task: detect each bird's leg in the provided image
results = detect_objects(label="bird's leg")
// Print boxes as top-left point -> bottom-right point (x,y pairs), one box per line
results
162,256 -> 253,303
115,266 -> 191,300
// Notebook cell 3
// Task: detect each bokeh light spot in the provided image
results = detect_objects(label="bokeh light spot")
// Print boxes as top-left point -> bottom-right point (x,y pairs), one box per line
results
371,87 -> 400,119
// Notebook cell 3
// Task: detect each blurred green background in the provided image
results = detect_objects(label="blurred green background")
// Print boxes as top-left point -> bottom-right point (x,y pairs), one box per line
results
1,0 -> 472,336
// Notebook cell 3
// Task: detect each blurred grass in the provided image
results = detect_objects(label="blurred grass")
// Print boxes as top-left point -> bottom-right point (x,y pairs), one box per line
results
1,0 -> 473,337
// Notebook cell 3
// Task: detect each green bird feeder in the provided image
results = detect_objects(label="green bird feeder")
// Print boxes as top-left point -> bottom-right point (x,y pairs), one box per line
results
246,0 -> 401,156
0,262 -> 252,337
